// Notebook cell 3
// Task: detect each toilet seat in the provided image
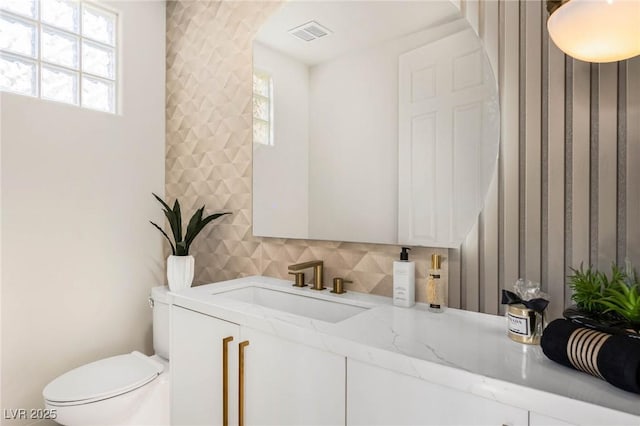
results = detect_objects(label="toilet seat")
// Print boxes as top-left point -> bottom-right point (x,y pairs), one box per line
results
43,351 -> 164,406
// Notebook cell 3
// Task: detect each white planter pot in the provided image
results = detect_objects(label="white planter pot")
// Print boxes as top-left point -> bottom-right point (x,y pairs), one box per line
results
167,255 -> 195,291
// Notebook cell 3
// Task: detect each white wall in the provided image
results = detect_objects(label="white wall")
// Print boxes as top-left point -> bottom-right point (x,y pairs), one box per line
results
0,1 -> 166,423
253,42 -> 309,238
307,19 -> 468,244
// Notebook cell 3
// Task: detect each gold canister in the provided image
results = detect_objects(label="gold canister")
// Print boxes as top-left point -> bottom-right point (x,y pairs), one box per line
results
506,304 -> 544,345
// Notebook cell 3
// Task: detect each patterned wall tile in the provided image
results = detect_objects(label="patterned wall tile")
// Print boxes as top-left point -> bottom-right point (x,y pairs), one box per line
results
166,0 -> 448,302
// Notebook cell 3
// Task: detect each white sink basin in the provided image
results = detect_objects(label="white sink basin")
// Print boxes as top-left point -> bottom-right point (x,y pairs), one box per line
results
213,286 -> 369,323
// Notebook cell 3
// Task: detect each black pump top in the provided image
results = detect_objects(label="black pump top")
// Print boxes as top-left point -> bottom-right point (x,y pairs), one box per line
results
400,247 -> 411,261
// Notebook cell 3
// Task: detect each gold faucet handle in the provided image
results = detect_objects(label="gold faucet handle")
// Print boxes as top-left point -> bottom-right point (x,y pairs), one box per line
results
331,277 -> 352,294
288,271 -> 306,287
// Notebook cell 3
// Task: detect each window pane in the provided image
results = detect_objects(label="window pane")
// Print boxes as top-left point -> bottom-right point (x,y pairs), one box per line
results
82,40 -> 114,79
253,73 -> 269,97
41,0 -> 79,33
82,4 -> 115,46
0,53 -> 36,96
41,64 -> 77,104
253,96 -> 269,121
0,0 -> 38,19
42,26 -> 78,68
0,13 -> 36,57
253,120 -> 269,145
82,75 -> 114,112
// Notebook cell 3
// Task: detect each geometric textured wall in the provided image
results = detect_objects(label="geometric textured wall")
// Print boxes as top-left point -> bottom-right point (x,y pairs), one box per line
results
166,0 -> 448,302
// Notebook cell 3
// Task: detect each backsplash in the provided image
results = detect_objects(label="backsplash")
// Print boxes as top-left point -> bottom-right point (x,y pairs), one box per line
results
165,0 -> 447,301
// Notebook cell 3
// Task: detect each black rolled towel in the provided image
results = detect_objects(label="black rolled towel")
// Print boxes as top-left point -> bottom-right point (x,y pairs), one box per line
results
541,319 -> 640,394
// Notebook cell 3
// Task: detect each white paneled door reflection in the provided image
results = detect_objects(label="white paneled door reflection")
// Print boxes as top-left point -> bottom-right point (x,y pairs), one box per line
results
398,27 -> 499,248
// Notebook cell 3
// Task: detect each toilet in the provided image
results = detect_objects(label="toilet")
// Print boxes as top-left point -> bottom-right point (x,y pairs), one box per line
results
43,286 -> 170,426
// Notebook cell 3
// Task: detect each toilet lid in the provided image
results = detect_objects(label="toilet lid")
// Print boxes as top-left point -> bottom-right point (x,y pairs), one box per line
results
43,351 -> 164,405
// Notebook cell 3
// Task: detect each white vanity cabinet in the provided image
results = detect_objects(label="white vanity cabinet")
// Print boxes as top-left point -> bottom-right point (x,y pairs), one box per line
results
528,408 -> 640,426
346,359 -> 528,426
171,305 -> 346,426
170,278 -> 640,426
528,413 -> 576,426
241,326 -> 345,425
171,305 -> 240,425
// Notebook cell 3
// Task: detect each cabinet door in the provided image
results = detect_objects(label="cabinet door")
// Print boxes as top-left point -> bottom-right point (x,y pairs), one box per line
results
347,359 -> 527,426
171,306 -> 240,426
529,413 -> 576,426
530,409 -> 640,426
241,327 -> 345,426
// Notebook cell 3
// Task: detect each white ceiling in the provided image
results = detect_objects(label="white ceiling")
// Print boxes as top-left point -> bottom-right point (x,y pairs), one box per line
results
255,0 -> 462,66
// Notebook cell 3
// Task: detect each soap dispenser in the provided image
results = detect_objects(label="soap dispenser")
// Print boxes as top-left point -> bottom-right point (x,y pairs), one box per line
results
393,247 -> 415,307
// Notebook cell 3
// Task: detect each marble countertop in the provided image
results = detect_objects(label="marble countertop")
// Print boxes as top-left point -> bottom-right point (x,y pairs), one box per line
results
169,276 -> 640,424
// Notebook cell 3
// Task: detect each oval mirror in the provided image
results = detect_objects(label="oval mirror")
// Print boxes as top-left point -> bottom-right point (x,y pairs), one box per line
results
252,0 -> 499,248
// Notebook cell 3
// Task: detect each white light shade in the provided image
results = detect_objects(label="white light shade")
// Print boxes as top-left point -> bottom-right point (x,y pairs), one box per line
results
547,0 -> 640,63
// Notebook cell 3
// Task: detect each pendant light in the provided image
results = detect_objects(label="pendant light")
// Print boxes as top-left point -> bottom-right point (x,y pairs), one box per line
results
547,0 -> 640,63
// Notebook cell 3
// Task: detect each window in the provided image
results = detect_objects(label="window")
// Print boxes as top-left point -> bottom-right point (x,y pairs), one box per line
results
0,0 -> 118,113
253,70 -> 273,145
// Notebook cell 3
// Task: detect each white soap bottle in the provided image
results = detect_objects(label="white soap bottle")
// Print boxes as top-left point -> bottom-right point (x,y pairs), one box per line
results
393,247 -> 415,307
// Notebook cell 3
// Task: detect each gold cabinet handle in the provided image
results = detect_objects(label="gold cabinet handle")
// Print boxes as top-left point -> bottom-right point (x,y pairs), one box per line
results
238,340 -> 250,426
222,336 -> 234,426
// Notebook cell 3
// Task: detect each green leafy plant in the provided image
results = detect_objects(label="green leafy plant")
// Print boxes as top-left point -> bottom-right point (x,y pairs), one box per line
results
150,193 -> 230,256
568,264 -> 608,314
567,263 -> 640,325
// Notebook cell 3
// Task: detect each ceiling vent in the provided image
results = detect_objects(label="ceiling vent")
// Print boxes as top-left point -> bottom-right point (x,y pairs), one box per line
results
288,21 -> 332,42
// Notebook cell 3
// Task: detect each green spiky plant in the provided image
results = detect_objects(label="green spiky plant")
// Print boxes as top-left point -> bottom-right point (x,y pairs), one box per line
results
150,193 -> 231,256
567,263 -> 640,326
568,264 -> 609,314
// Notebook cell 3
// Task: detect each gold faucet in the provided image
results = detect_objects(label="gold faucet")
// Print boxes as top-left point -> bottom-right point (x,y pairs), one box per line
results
288,260 -> 325,290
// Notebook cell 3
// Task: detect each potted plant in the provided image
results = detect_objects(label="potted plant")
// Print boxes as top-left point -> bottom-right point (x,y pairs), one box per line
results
150,193 -> 230,291
565,263 -> 640,335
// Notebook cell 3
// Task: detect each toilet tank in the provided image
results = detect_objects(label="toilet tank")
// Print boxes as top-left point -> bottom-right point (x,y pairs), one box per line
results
151,286 -> 170,360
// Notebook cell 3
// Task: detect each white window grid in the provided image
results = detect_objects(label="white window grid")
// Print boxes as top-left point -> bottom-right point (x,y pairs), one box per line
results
0,0 -> 118,113
253,70 -> 273,146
